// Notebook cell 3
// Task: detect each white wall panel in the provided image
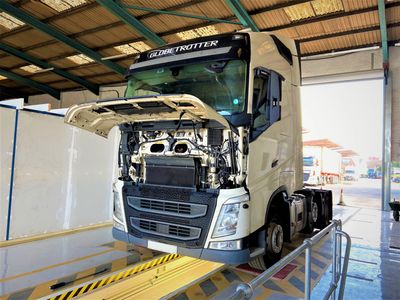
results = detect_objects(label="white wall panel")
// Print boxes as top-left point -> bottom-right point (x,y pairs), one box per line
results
0,107 -> 16,240
8,111 -> 117,239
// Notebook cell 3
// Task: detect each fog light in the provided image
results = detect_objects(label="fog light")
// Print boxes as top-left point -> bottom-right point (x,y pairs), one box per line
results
209,240 -> 242,250
113,219 -> 126,232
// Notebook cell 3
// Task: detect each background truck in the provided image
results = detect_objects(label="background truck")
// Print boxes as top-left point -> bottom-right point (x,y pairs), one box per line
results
343,166 -> 359,181
65,32 -> 333,270
303,146 -> 341,185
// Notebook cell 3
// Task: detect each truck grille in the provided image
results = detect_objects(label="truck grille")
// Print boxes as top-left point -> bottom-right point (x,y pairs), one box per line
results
127,196 -> 207,218
123,184 -> 218,248
131,217 -> 201,240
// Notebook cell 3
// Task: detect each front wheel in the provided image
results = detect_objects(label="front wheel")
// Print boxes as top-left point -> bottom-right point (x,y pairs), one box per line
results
249,218 -> 284,270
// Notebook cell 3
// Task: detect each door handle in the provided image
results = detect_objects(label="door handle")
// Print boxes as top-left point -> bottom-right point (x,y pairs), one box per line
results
271,159 -> 279,168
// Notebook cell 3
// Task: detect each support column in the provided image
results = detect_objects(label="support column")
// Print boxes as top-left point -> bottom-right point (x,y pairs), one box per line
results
382,71 -> 392,211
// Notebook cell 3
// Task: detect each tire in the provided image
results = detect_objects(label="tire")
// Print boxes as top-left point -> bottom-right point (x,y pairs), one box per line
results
315,192 -> 330,229
301,200 -> 318,234
394,210 -> 400,222
249,218 -> 284,270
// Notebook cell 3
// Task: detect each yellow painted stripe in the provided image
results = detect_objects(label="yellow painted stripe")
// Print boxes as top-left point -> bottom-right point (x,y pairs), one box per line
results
0,249 -> 113,283
106,274 -> 117,285
97,277 -> 109,288
66,288 -> 79,300
0,222 -> 112,248
76,284 -> 90,296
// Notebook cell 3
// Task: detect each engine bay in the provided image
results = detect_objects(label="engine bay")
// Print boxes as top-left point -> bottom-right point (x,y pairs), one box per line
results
118,120 -> 247,190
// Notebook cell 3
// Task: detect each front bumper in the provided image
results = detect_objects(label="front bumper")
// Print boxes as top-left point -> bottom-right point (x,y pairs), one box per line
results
113,227 -> 250,265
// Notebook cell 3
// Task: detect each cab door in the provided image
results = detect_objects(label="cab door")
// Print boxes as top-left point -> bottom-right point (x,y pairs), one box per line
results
247,67 -> 284,232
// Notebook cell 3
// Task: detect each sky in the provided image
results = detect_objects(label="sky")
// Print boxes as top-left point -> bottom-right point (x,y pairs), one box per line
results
300,79 -> 383,159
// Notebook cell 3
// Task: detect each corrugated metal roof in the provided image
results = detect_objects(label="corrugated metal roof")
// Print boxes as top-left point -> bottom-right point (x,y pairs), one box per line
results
0,0 -> 398,98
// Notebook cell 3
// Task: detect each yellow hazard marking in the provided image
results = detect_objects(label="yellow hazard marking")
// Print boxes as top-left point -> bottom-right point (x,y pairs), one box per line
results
49,254 -> 180,300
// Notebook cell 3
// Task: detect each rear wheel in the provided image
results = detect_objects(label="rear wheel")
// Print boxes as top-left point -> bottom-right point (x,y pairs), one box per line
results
302,200 -> 318,234
315,192 -> 330,229
249,218 -> 284,270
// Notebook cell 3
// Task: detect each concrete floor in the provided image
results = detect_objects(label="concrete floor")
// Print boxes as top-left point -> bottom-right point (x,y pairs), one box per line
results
313,206 -> 400,300
324,178 -> 400,210
0,205 -> 399,299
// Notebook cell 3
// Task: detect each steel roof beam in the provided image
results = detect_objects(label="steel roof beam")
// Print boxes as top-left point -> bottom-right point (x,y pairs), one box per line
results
0,68 -> 60,99
0,86 -> 29,101
119,3 -> 242,25
96,0 -> 166,47
0,1 -> 126,75
0,43 -> 99,95
225,0 -> 259,32
378,0 -> 389,65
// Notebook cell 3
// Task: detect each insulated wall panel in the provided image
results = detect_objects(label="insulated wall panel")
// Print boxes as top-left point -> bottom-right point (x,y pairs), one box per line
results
8,110 -> 117,239
0,107 -> 16,241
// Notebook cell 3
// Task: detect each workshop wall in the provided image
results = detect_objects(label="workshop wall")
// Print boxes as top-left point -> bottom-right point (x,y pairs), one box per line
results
0,107 -> 16,241
0,106 -> 118,241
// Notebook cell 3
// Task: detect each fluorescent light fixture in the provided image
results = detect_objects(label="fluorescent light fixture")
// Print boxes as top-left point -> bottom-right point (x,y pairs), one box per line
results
176,25 -> 219,40
35,67 -> 55,73
20,64 -> 43,73
0,12 -> 24,30
66,54 -> 94,65
40,0 -> 87,12
102,53 -> 128,61
0,75 -> 7,80
114,41 -> 151,55
301,45 -> 380,60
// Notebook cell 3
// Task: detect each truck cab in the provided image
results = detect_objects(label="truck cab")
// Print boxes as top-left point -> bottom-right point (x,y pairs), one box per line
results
65,32 -> 332,270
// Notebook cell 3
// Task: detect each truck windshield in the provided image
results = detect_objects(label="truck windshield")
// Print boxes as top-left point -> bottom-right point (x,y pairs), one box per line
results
125,60 -> 247,116
303,157 -> 315,167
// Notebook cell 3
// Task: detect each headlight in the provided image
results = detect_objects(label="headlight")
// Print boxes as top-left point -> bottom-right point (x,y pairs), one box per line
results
212,203 -> 240,238
113,189 -> 124,222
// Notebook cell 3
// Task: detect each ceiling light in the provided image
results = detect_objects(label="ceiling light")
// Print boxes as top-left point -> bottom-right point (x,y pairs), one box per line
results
0,75 -> 7,80
40,0 -> 87,12
20,64 -> 43,73
0,12 -> 24,30
66,54 -> 94,65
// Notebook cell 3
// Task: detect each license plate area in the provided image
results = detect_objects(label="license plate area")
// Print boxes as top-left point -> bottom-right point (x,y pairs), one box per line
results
148,240 -> 178,254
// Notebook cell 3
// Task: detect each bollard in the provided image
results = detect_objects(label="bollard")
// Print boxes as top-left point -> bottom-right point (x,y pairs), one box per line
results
338,188 -> 345,206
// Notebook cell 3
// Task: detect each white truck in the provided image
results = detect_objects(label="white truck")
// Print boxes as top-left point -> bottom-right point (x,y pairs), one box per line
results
65,32 -> 332,270
303,146 -> 341,185
344,166 -> 359,181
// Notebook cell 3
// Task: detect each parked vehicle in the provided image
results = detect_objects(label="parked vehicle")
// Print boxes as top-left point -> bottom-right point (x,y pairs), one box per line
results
65,32 -> 332,270
344,166 -> 359,181
367,168 -> 377,179
392,167 -> 400,183
303,146 -> 341,185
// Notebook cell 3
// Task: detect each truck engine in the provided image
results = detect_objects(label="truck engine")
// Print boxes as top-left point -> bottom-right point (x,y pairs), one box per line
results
118,121 -> 246,191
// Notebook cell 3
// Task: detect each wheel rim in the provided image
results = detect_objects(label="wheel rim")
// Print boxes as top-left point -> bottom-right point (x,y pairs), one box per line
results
271,224 -> 284,253
311,202 -> 318,223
